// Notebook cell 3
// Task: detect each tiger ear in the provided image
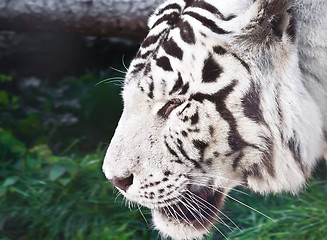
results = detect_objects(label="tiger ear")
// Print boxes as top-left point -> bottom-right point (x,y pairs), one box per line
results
235,0 -> 295,48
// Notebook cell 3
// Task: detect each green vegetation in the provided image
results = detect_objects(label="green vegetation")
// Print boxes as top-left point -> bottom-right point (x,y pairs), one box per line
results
1,73 -> 326,240
210,173 -> 327,240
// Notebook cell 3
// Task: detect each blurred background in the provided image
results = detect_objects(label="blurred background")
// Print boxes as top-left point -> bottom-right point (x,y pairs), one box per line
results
0,1 -> 326,240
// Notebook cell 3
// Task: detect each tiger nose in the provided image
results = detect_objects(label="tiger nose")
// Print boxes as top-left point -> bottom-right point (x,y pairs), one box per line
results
108,174 -> 134,192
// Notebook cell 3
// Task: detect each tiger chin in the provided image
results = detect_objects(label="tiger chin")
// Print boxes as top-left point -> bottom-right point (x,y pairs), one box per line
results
102,0 -> 327,239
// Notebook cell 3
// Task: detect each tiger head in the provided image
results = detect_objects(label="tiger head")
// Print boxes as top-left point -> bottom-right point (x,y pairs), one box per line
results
102,0 -> 326,239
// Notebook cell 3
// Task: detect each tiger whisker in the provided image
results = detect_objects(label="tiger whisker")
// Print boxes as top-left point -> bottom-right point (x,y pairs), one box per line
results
96,77 -> 124,85
179,197 -> 228,240
114,191 -> 122,204
183,192 -> 233,232
187,179 -> 250,196
110,66 -> 128,74
187,191 -> 236,231
215,188 -> 275,222
186,189 -> 242,233
185,190 -> 239,232
137,203 -> 149,226
175,203 -> 198,231
121,55 -> 129,71
177,200 -> 212,236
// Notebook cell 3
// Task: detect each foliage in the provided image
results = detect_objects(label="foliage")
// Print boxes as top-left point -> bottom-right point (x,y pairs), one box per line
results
0,72 -> 123,154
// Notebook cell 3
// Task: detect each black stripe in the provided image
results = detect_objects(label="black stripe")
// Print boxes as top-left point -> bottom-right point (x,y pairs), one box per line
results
231,53 -> 251,73
243,163 -> 263,180
191,80 -> 250,152
177,20 -> 196,44
286,9 -> 296,43
190,111 -> 199,125
148,81 -> 154,99
131,63 -> 145,75
287,136 -> 305,174
202,54 -> 223,83
179,102 -> 191,115
177,139 -> 202,169
163,38 -> 184,60
164,136 -> 179,159
260,136 -> 275,177
141,34 -> 161,48
232,151 -> 244,170
169,72 -> 184,95
157,3 -> 182,16
139,50 -> 153,60
179,82 -> 189,95
191,1 -> 232,21
193,139 -> 208,162
241,82 -> 265,124
152,12 -> 180,29
213,46 -> 227,55
156,56 -> 173,71
184,12 -> 230,35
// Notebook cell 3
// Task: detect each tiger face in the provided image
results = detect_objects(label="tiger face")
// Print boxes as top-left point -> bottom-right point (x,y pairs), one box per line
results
102,0 -> 326,239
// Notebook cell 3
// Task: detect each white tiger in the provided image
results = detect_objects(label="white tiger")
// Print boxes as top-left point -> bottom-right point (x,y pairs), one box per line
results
102,0 -> 327,239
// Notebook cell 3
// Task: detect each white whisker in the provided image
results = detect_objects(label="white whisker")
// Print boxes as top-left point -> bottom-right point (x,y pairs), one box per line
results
137,203 -> 149,226
96,77 -> 124,86
179,196 -> 228,240
187,179 -> 250,197
183,192 -> 230,230
114,191 -> 122,204
121,55 -> 129,71
216,189 -> 275,222
185,190 -> 237,232
110,66 -> 127,74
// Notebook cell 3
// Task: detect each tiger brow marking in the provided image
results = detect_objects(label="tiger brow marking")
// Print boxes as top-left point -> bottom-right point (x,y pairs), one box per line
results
177,20 -> 196,44
163,38 -> 184,60
156,56 -> 173,71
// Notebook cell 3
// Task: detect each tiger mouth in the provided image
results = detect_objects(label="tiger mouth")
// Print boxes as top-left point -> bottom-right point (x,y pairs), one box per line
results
158,186 -> 225,229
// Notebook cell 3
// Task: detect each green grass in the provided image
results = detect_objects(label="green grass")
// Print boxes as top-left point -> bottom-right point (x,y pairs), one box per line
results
0,131 -> 156,240
1,128 -> 326,240
1,73 -> 326,240
223,179 -> 327,240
